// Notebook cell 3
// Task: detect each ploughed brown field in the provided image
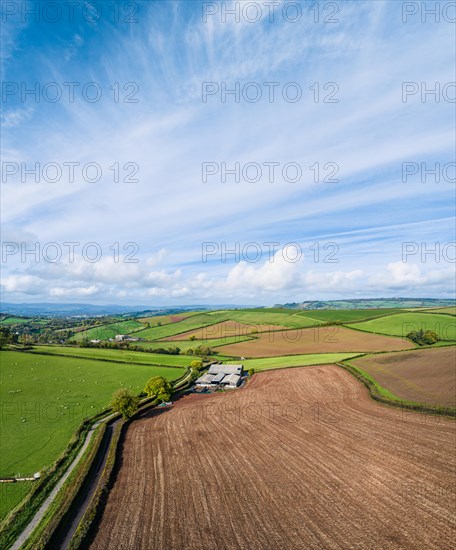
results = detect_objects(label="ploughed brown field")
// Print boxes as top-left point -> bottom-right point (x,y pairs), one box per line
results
353,346 -> 456,407
162,320 -> 285,341
90,366 -> 455,550
218,326 -> 414,357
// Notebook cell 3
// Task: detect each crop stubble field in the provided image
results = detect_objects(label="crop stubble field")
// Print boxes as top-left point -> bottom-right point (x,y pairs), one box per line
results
352,347 -> 456,407
90,366 -> 456,550
218,326 -> 414,357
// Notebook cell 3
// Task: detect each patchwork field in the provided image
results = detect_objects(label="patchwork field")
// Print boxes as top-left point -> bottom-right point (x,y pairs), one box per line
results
132,312 -> 233,340
72,320 -> 144,341
162,320 -> 286,341
212,310 -> 322,328
417,306 -> 456,316
350,312 -> 456,340
137,311 -> 202,325
0,351 -> 183,480
89,366 -> 456,550
301,308 -> 401,323
352,347 -> 456,407
218,326 -> 414,357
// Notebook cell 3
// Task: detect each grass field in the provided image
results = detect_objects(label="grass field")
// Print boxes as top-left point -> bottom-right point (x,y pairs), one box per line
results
133,312 -> 233,340
0,481 -> 33,520
0,351 -> 183,480
416,306 -> 456,316
137,311 -> 202,325
0,317 -> 34,325
351,347 -> 456,407
135,336 -> 252,352
301,308 -> 401,323
228,353 -> 360,371
350,312 -> 456,340
162,320 -> 287,341
71,320 -> 145,341
28,346 -> 191,367
215,310 -> 321,328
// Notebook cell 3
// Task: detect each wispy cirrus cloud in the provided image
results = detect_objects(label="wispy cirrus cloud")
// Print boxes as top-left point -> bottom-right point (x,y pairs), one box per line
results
1,1 -> 454,304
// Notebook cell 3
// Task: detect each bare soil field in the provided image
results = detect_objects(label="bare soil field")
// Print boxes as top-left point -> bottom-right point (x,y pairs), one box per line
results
90,366 -> 455,550
162,320 -> 285,341
353,346 -> 456,407
218,326 -> 414,357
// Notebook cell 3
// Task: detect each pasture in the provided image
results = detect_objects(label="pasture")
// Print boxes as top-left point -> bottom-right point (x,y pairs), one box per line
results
214,309 -> 322,328
351,347 -> 456,407
90,366 -> 456,550
135,336 -> 252,352
350,312 -> 456,340
219,326 -> 413,357
0,351 -> 183,480
0,481 -> 33,521
132,312 -> 233,340
162,320 -> 286,341
28,346 -> 191,367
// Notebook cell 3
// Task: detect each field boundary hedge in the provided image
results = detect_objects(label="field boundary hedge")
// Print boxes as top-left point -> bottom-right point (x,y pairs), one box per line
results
338,360 -> 456,418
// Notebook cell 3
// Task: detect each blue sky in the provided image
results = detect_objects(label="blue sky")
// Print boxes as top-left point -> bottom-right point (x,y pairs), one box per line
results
1,0 -> 455,305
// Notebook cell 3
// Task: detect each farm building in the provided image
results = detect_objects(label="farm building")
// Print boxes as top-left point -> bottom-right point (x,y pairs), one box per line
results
208,364 -> 243,376
195,364 -> 244,388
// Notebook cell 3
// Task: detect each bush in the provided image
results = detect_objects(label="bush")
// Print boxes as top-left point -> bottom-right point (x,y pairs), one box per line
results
407,329 -> 439,346
190,359 -> 203,372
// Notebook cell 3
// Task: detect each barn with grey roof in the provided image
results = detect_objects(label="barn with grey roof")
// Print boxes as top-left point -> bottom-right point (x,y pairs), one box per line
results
195,364 -> 244,388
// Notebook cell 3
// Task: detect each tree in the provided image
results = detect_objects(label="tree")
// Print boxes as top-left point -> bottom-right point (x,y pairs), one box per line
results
144,376 -> 173,402
111,388 -> 139,419
407,329 -> 439,346
248,368 -> 255,377
190,359 -> 203,372
189,335 -> 197,341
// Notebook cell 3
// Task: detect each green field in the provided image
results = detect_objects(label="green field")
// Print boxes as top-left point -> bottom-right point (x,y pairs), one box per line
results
350,312 -> 456,340
133,312 -> 233,340
28,346 -> 191,367
229,353 -> 360,371
214,310 -> 321,328
135,336 -> 252,352
71,319 -> 144,341
415,306 -> 456,316
137,311 -> 202,325
0,351 -> 184,480
302,309 -> 401,323
0,481 -> 33,520
0,317 -> 34,325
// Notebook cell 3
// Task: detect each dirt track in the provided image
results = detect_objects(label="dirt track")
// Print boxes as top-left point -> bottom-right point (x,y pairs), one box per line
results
90,366 -> 455,550
219,326 -> 413,356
